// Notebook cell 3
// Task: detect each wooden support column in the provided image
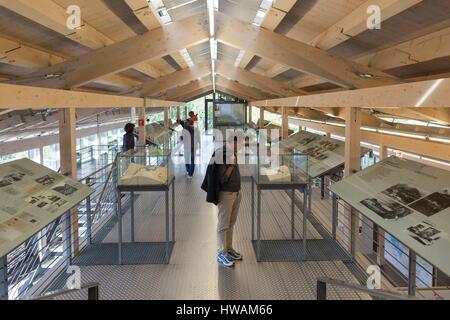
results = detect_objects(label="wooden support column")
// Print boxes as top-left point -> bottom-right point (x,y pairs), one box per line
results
137,107 -> 146,147
344,107 -> 362,257
164,108 -> 170,129
379,144 -> 388,160
176,106 -> 180,120
259,107 -> 265,129
59,108 -> 79,255
248,105 -> 252,125
281,107 -> 289,139
377,144 -> 388,266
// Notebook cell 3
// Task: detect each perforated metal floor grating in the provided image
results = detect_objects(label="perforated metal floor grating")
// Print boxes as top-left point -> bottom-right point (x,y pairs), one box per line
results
251,239 -> 352,262
45,137 -> 370,300
73,242 -> 175,265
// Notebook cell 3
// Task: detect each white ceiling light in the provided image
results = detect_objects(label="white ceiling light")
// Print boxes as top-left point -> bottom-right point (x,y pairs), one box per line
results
180,48 -> 194,67
234,50 -> 245,67
148,0 -> 172,25
252,0 -> 273,26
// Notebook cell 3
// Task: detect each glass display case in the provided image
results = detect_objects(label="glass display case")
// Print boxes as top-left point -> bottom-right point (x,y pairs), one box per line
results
252,152 -> 308,186
116,147 -> 173,188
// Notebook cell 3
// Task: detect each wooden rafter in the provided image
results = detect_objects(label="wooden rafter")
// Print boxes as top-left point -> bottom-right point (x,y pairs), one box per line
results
140,63 -> 211,97
216,61 -> 306,97
0,0 -> 164,79
215,12 -> 401,89
14,13 -> 209,89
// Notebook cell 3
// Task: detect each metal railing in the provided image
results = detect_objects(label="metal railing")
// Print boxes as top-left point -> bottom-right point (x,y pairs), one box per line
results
305,173 -> 450,300
2,147 -> 121,300
31,282 -> 99,300
316,277 -> 418,300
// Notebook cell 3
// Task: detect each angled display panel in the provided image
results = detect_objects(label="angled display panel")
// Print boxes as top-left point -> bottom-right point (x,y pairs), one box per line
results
281,131 -> 371,178
331,156 -> 450,276
0,159 -> 94,257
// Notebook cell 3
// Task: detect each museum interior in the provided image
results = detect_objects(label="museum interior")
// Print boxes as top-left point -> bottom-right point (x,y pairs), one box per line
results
0,0 -> 449,301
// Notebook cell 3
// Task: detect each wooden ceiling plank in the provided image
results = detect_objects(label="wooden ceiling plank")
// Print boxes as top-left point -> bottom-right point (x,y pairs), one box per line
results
216,12 -> 401,89
140,63 -> 211,97
17,14 -> 209,89
216,61 -> 306,97
123,0 -> 161,31
176,86 -> 213,102
163,78 -> 212,100
287,0 -> 424,87
244,0 -> 297,73
216,76 -> 270,101
0,36 -> 140,90
2,0 -> 165,79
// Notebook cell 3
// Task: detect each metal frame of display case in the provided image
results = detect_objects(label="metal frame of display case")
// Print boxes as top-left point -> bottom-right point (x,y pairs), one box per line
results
116,176 -> 176,265
250,176 -> 310,262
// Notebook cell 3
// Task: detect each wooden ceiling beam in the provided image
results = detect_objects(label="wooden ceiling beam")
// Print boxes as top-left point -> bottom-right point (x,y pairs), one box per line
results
215,12 -> 401,89
251,78 -> 450,109
123,0 -> 161,31
0,0 -> 175,82
241,0 -> 297,71
271,0 -> 423,80
160,77 -> 212,101
216,85 -> 253,101
14,13 -> 209,89
140,63 -> 211,97
216,76 -> 271,101
0,36 -> 140,90
216,61 -> 306,97
175,86 -> 213,102
0,83 -> 181,109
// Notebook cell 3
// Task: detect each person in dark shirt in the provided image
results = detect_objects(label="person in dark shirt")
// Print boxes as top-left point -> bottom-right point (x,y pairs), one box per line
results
122,123 -> 137,152
215,135 -> 242,268
182,119 -> 199,179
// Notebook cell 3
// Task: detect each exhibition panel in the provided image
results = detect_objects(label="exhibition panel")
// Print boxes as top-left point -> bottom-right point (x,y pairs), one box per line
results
331,156 -> 450,277
281,131 -> 371,179
0,159 -> 94,258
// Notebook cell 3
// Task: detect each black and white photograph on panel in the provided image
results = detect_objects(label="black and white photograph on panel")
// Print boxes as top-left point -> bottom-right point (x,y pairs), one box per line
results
360,196 -> 413,220
409,189 -> 450,217
53,183 -> 78,196
381,183 -> 427,205
407,223 -> 442,246
35,174 -> 58,186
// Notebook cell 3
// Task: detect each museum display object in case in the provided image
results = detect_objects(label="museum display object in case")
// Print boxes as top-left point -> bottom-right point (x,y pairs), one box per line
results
113,147 -> 175,265
249,153 -> 311,261
252,153 -> 308,186
116,147 -> 174,190
331,156 -> 450,277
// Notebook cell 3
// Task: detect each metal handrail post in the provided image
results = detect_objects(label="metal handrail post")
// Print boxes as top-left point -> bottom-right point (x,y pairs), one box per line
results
408,250 -> 417,296
316,279 -> 327,300
0,255 -> 8,300
86,194 -> 92,245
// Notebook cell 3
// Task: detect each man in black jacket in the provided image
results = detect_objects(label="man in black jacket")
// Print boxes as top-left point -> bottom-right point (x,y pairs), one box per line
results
202,135 -> 242,268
